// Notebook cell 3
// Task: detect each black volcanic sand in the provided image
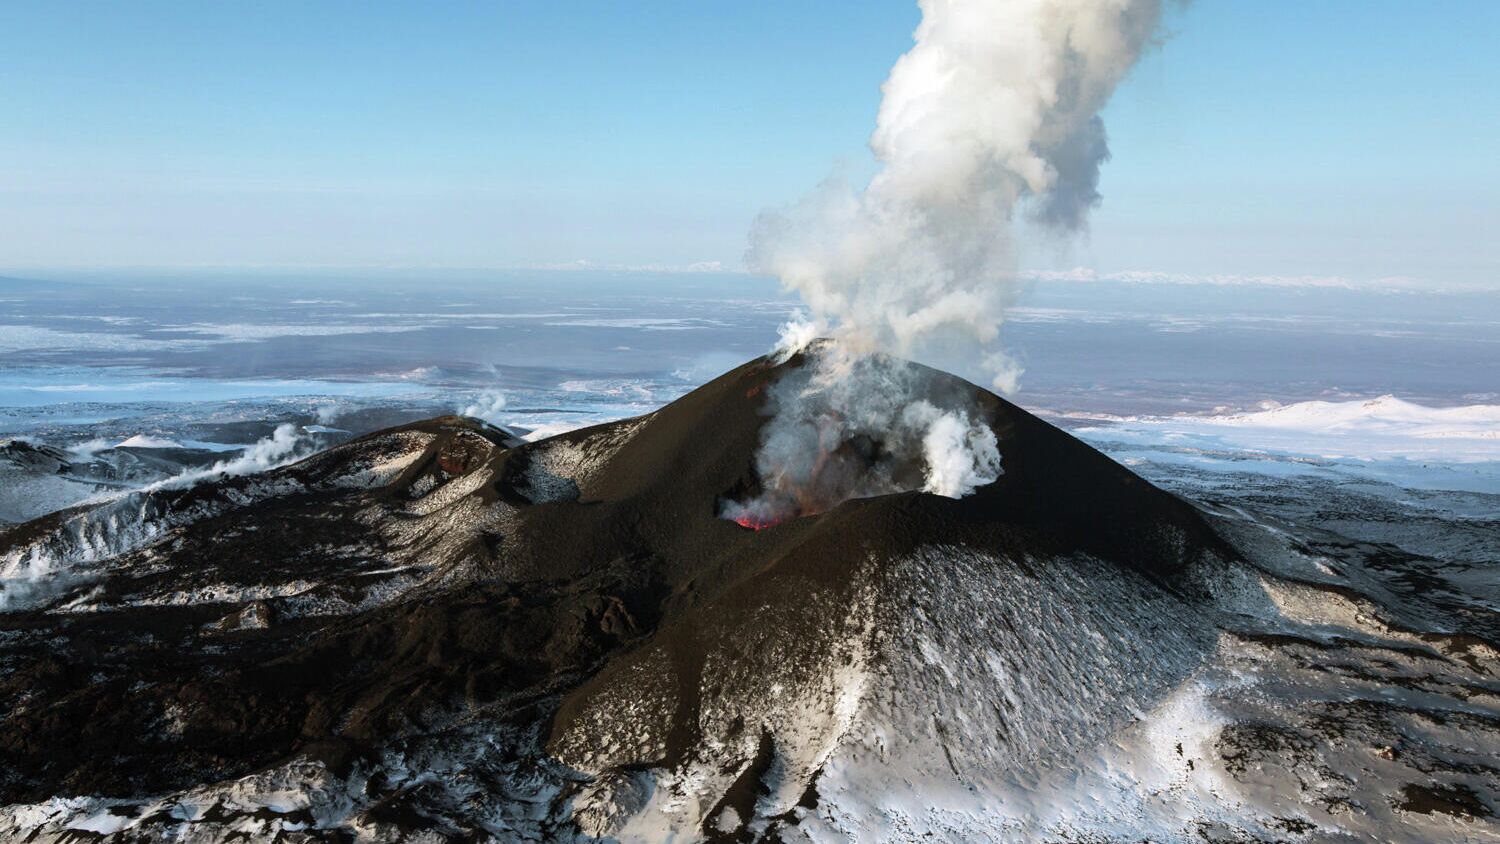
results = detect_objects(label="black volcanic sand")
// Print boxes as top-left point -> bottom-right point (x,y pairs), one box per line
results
0,354 -> 1240,832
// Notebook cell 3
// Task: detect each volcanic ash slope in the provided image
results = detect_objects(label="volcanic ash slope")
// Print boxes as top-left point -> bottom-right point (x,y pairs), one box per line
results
0,355 -> 1495,842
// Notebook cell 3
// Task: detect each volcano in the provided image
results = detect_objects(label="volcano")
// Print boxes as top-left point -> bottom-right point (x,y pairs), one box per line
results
0,355 -> 1495,842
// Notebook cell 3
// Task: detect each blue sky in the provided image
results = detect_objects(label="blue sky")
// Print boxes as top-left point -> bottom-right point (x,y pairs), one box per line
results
2,1 -> 1496,289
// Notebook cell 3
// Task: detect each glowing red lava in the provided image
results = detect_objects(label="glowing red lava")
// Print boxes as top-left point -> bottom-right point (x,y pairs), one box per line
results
732,514 -> 783,531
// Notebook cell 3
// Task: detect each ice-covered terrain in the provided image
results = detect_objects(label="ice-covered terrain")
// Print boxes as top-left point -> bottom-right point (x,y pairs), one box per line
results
1069,395 -> 1500,494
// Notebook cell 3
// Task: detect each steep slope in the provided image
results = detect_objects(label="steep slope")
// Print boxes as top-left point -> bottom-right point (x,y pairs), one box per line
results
0,356 -> 1494,842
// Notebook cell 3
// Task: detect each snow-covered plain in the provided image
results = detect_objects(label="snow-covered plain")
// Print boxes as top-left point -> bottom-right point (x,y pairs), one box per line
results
1070,395 -> 1500,494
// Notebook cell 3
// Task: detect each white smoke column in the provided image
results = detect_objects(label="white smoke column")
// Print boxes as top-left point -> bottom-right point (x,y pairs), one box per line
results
755,0 -> 1165,387
735,0 -> 1167,522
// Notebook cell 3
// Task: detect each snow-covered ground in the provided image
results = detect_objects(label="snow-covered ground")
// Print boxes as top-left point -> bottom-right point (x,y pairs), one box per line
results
1070,395 -> 1500,495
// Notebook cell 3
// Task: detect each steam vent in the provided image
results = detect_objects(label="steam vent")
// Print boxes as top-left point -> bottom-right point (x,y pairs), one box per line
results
1,354 -> 1495,841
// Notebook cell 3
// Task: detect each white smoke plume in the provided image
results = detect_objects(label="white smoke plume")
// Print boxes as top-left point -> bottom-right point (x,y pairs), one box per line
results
146,424 -> 308,492
734,0 -> 1167,523
755,0 -> 1166,386
2,425 -> 315,612
66,437 -> 113,461
460,390 -> 508,425
723,348 -> 1002,527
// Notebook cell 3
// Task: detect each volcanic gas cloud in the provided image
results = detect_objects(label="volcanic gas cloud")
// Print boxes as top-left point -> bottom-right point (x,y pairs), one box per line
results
722,348 -> 1001,528
726,0 -> 1168,527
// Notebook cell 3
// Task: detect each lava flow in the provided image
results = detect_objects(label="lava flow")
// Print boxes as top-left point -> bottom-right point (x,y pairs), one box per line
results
731,513 -> 782,531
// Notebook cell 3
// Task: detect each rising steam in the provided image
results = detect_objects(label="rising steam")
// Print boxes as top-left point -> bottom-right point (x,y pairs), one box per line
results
460,390 -> 508,425
724,347 -> 1001,528
732,0 -> 1167,524
146,424 -> 309,492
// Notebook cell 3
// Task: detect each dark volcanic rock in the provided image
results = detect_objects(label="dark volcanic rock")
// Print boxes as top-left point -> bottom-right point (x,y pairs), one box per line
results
0,355 -> 1495,842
